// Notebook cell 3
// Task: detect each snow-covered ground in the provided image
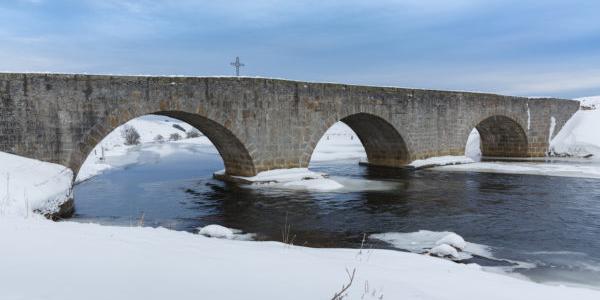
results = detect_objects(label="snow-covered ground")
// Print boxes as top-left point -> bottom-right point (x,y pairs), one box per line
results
550,96 -> 600,159
2,216 -> 598,300
0,152 -> 72,217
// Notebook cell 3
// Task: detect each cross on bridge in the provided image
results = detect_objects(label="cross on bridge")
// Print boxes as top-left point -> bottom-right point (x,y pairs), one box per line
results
230,56 -> 245,76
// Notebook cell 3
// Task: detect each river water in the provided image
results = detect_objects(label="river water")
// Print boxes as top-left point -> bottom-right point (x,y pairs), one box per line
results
72,143 -> 600,289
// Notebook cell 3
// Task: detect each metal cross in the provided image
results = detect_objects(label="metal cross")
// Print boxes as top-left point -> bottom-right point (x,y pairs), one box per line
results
230,56 -> 245,76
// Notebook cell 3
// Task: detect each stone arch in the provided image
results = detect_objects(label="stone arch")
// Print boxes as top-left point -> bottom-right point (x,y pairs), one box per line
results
473,115 -> 528,157
69,110 -> 257,179
306,112 -> 410,168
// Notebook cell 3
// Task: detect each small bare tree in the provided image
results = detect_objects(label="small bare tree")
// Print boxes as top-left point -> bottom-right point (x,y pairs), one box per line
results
154,134 -> 164,143
169,132 -> 181,141
186,129 -> 201,139
121,125 -> 141,145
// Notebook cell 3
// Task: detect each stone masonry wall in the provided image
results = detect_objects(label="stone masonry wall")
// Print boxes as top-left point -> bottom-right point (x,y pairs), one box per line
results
0,73 -> 580,179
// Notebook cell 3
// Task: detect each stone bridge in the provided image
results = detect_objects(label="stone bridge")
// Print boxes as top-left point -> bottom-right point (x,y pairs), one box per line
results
0,73 -> 579,179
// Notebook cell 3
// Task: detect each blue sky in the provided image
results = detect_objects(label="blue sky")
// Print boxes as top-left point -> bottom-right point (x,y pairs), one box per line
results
1,0 -> 599,98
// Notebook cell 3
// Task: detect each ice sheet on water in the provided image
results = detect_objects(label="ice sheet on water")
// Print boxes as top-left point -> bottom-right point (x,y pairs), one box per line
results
247,175 -> 399,193
409,156 -> 475,169
230,168 -> 344,191
282,178 -> 344,191
370,230 -> 539,273
233,168 -> 400,192
435,160 -> 600,179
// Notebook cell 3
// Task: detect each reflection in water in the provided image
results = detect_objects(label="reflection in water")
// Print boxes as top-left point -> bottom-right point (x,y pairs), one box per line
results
73,149 -> 600,288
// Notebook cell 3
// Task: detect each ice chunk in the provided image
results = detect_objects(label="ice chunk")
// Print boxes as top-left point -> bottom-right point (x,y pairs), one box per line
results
430,244 -> 459,259
198,224 -> 234,239
435,233 -> 466,250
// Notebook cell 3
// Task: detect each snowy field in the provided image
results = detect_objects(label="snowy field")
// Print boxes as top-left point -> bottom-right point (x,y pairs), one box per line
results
2,97 -> 600,299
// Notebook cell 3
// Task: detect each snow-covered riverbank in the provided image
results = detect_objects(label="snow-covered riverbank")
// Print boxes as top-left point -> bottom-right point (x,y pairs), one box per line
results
2,216 -> 598,300
550,96 -> 600,158
0,151 -> 72,217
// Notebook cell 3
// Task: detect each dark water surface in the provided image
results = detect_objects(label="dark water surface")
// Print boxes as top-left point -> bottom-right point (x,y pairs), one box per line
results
73,148 -> 600,288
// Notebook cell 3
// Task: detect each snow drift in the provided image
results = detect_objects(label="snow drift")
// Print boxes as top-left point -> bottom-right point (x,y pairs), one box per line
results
0,152 -> 73,217
550,96 -> 600,159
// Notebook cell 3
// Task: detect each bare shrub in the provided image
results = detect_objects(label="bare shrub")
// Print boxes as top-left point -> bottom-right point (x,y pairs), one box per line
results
282,212 -> 296,245
331,268 -> 356,300
121,125 -> 141,145
154,134 -> 164,143
169,133 -> 181,141
186,129 -> 201,139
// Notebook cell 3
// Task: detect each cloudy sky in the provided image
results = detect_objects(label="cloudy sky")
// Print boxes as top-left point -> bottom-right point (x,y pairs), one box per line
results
1,0 -> 599,98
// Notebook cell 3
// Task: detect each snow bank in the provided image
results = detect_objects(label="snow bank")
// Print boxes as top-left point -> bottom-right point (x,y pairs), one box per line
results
2,218 -> 598,300
96,115 -> 197,148
580,96 -> 600,109
550,96 -> 600,159
410,156 -> 475,169
0,151 -> 72,216
282,178 -> 344,191
465,128 -> 482,161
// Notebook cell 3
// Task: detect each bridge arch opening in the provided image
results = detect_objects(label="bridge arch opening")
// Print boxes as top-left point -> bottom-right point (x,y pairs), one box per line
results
74,111 -> 256,182
310,122 -> 366,163
309,113 -> 410,168
465,115 -> 528,160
